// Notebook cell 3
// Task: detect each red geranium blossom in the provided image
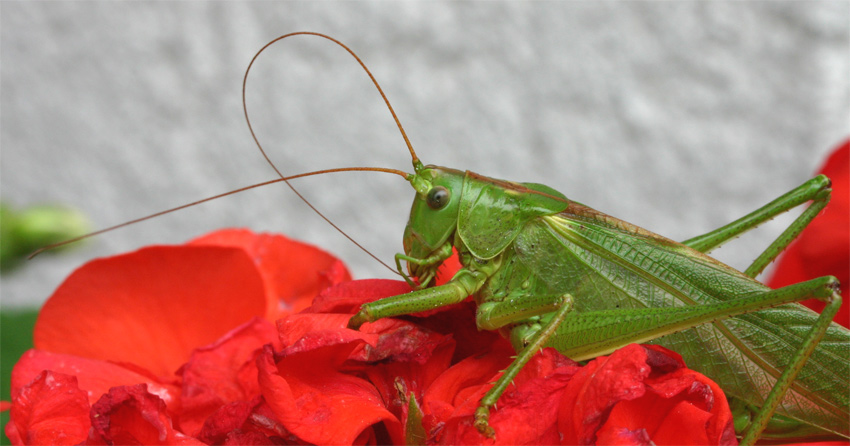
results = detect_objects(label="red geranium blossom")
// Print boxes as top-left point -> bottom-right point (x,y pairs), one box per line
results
767,140 -> 849,328
4,228 -> 738,445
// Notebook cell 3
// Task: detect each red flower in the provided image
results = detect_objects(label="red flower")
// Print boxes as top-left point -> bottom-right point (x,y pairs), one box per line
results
417,344 -> 734,445
4,228 -> 736,445
5,371 -> 90,446
559,345 -> 735,446
767,140 -> 849,328
5,229 -> 349,444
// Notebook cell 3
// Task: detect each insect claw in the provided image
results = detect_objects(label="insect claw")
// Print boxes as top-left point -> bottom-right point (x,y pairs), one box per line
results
473,406 -> 496,438
347,312 -> 368,330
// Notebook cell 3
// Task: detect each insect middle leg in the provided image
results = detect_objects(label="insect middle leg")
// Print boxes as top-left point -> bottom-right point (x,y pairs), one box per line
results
473,293 -> 575,437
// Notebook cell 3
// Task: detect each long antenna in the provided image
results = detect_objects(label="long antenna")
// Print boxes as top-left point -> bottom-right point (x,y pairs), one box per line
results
29,167 -> 408,259
32,33 -> 418,275
242,32 -> 419,273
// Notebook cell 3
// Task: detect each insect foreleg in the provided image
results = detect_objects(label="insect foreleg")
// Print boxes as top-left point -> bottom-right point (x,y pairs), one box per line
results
682,175 -> 831,278
473,294 -> 575,438
347,267 -> 486,330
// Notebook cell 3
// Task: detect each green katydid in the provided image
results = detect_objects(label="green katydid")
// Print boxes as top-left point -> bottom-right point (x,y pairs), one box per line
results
348,164 -> 847,444
34,32 -> 850,444
246,33 -> 849,445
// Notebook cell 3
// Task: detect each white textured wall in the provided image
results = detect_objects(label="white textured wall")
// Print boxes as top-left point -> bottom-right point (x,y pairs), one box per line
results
2,2 -> 848,307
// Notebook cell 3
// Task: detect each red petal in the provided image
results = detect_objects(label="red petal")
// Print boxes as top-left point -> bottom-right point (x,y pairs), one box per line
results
643,344 -> 685,373
566,345 -> 735,446
594,427 -> 654,446
178,317 -> 279,436
197,399 -> 257,444
278,310 -> 451,366
436,348 -> 579,445
197,397 -> 287,445
600,385 -> 707,444
88,384 -> 203,445
413,300 -> 508,363
558,344 -> 651,445
222,431 -> 277,445
34,245 -> 268,378
426,348 -> 579,444
277,313 -> 378,358
10,350 -> 179,407
7,371 -> 90,446
421,342 -> 513,443
197,399 -> 258,444
356,318 -> 452,364
363,339 -> 455,428
689,370 -> 736,445
424,342 -> 514,415
190,228 -> 351,319
651,399 -> 714,445
257,345 -> 399,445
435,249 -> 462,286
306,279 -> 413,314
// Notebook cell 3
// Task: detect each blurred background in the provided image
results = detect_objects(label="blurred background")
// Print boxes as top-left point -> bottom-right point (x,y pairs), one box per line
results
2,2 -> 848,309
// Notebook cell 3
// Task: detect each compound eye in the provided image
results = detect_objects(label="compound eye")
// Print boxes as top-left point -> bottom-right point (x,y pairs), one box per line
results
427,186 -> 450,210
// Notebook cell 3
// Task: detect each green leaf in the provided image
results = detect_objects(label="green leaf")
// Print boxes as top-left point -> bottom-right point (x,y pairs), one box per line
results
1,309 -> 38,445
405,392 -> 426,445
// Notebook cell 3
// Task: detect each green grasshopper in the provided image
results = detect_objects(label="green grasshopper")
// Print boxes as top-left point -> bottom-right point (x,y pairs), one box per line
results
38,32 -> 850,444
249,33 -> 848,445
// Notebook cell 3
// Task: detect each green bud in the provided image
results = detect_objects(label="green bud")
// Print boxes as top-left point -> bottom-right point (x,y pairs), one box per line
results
1,202 -> 91,272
